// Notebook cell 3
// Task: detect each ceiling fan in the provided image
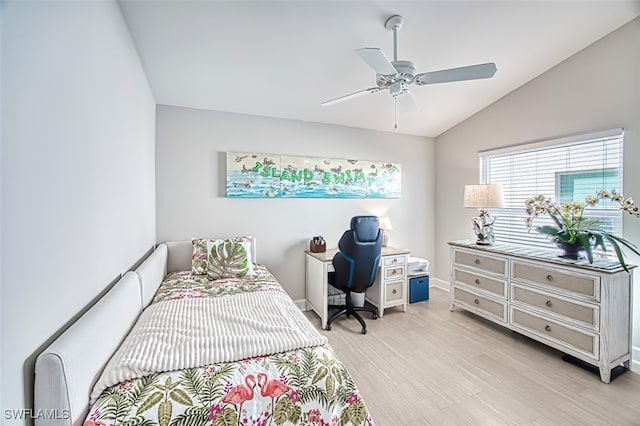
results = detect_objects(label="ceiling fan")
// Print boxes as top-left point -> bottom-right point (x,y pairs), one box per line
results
322,15 -> 497,129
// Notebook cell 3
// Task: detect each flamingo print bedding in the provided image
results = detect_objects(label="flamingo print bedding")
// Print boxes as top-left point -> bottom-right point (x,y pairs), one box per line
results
84,265 -> 375,426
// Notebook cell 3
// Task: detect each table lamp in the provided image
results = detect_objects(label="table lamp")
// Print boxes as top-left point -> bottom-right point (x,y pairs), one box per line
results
463,184 -> 504,245
378,216 -> 393,247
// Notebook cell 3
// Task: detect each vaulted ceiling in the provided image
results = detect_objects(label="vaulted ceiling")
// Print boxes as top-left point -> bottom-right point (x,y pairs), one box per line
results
119,1 -> 640,137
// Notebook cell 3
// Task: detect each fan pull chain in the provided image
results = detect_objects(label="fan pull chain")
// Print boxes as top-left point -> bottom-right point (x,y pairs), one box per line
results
394,97 -> 398,130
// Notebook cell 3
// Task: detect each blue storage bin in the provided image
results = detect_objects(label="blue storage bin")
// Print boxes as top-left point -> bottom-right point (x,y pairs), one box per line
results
409,275 -> 429,303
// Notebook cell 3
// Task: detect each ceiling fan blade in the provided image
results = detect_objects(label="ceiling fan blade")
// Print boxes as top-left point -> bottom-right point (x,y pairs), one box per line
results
321,87 -> 381,106
415,62 -> 497,85
396,91 -> 418,115
356,48 -> 397,76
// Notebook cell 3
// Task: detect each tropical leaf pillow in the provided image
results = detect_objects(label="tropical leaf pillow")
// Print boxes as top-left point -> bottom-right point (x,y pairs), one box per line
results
191,236 -> 254,275
206,239 -> 253,280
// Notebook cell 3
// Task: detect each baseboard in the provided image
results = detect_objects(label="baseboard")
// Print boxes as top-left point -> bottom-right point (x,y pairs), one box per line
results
430,277 -> 450,292
631,345 -> 640,373
294,298 -> 307,311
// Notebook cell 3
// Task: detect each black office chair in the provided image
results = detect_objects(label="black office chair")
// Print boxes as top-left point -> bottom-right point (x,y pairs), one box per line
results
327,216 -> 383,334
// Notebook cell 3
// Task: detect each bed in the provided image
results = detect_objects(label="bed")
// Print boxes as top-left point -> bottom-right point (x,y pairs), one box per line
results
34,239 -> 374,426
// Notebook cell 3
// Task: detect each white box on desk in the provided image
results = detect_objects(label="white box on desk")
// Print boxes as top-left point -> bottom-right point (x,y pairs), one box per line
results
408,257 -> 430,275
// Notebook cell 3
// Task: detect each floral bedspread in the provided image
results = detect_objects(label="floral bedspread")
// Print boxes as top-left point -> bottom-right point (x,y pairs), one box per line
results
85,267 -> 375,426
152,264 -> 286,303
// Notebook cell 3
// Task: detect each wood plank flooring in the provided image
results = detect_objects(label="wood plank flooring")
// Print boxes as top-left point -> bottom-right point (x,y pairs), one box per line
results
304,287 -> 640,425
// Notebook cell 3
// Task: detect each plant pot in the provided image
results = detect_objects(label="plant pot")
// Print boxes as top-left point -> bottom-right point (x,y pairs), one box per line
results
556,241 -> 585,260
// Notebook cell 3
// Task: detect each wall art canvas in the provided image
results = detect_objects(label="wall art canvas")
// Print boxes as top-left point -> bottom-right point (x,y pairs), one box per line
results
226,152 -> 401,198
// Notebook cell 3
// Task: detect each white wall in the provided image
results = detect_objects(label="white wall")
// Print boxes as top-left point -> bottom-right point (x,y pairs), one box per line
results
156,105 -> 434,302
434,18 -> 640,366
1,1 -> 156,421
0,0 -> 4,411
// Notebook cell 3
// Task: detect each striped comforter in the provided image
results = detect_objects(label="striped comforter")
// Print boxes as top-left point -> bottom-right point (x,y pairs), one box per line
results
90,283 -> 327,403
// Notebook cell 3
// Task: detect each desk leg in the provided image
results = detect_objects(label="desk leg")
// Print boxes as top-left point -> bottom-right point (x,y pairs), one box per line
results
306,255 -> 329,329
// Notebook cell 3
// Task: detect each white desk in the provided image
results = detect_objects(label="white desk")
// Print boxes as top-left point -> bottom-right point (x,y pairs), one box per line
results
305,246 -> 410,329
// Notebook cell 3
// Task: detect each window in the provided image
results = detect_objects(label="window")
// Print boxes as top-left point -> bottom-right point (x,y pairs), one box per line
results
480,129 -> 623,247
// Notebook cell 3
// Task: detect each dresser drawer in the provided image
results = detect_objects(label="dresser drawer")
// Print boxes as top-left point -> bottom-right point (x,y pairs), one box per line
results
512,284 -> 598,329
453,287 -> 507,322
512,262 -> 599,300
384,266 -> 405,279
385,281 -> 404,304
511,307 -> 597,358
454,250 -> 507,277
453,268 -> 506,298
383,255 -> 406,267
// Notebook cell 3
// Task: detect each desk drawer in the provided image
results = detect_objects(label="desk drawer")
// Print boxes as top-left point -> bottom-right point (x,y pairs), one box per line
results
512,262 -> 599,300
453,268 -> 506,298
384,266 -> 405,279
512,284 -> 598,329
454,250 -> 507,277
384,255 -> 406,267
511,307 -> 597,357
453,287 -> 506,322
385,281 -> 404,304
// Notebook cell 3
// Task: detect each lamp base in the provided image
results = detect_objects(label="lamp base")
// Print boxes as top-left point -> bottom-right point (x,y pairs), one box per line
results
381,229 -> 389,247
472,209 -> 496,245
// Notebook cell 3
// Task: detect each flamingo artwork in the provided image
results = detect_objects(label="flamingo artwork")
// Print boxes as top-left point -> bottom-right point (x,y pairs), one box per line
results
219,374 -> 257,423
257,373 -> 291,423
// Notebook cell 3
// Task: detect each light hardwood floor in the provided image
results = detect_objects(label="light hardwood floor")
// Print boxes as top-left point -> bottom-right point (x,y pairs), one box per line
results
305,287 -> 640,426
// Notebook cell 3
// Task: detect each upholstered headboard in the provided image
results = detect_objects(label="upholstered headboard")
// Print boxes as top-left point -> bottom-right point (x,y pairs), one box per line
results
34,238 -> 257,425
34,272 -> 142,426
34,245 -> 170,425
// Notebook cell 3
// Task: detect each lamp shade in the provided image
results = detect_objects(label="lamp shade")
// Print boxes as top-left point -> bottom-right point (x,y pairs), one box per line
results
378,216 -> 393,230
463,184 -> 504,208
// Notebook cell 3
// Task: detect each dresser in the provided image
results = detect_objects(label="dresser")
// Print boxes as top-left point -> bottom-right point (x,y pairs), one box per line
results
305,246 -> 410,329
449,240 -> 634,383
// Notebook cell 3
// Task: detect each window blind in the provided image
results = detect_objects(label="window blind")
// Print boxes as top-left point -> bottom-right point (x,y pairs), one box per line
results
480,129 -> 624,248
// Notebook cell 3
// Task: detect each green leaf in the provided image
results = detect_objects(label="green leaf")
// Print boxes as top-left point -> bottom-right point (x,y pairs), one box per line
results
169,388 -> 194,407
312,366 -> 328,385
208,242 -> 249,279
273,397 -> 296,426
346,402 -> 368,425
326,375 -> 335,401
601,232 -> 640,272
537,226 -> 559,237
136,391 -> 163,416
119,416 -> 157,426
212,407 -> 238,426
332,366 -> 343,385
158,400 -> 173,426
169,406 -> 209,426
593,233 -> 606,251
576,233 -> 593,263
178,369 -> 205,405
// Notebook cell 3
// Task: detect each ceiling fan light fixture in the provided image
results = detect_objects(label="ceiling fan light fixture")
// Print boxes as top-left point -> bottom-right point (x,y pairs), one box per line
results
321,13 -> 497,130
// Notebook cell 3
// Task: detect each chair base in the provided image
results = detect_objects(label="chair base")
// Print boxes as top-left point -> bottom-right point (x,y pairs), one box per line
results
326,294 -> 378,334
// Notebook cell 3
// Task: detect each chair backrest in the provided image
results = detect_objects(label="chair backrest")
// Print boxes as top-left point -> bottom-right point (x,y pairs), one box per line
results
332,216 -> 383,292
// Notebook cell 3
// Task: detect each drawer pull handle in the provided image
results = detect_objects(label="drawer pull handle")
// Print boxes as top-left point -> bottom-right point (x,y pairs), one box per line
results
546,274 -> 554,281
545,300 -> 553,307
475,259 -> 480,265
392,289 -> 397,294
475,278 -> 480,285
474,298 -> 480,305
392,269 -> 397,275
544,325 -> 552,332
